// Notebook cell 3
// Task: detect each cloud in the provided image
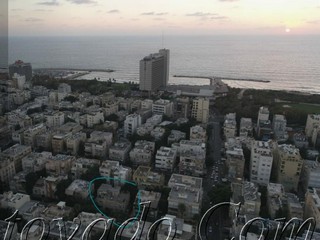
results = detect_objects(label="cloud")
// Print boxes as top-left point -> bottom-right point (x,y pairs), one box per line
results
156,12 -> 168,16
24,17 -> 44,22
219,0 -> 239,2
141,12 -> 168,16
141,12 -> 155,15
66,0 -> 96,4
37,0 -> 59,6
210,16 -> 228,20
186,12 -> 217,17
107,9 -> 119,14
34,9 -> 54,12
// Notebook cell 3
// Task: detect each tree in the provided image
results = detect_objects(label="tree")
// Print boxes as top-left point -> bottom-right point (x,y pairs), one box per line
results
55,179 -> 72,201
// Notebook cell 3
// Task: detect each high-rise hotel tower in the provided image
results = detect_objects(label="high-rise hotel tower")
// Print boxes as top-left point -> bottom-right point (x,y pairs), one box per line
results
139,49 -> 170,92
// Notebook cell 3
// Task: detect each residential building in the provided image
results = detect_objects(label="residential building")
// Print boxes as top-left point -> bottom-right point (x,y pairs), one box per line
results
223,138 -> 245,181
141,99 -> 153,110
139,49 -> 169,91
151,126 -> 166,140
230,181 -> 261,221
65,179 -> 92,200
23,123 -> 46,148
45,154 -> 75,177
305,114 -> 320,138
58,83 -> 71,94
9,60 -> 32,82
146,114 -> 163,125
0,158 -> 16,187
250,141 -> 273,185
152,99 -> 173,116
293,132 -> 309,149
71,157 -> 100,179
274,144 -> 303,192
191,97 -> 209,124
35,130 -> 53,151
224,113 -> 237,139
19,200 -> 46,221
134,190 -> 161,219
173,97 -> 190,119
96,184 -> 130,212
304,188 -> 320,229
155,146 -> 177,171
84,131 -> 113,159
86,110 -> 104,128
99,160 -> 132,186
45,111 -> 65,128
22,151 -> 50,173
57,122 -> 83,134
40,202 -> 73,221
51,132 -> 71,154
9,171 -> 27,193
301,160 -> 320,191
124,113 -> 141,137
272,114 -> 288,141
157,214 -> 195,240
109,140 -> 132,162
66,132 -> 87,155
167,174 -> 203,219
286,193 -> 303,219
240,118 -> 253,137
129,140 -> 155,166
179,140 -> 206,176
190,125 -> 207,142
103,121 -> 118,133
267,183 -> 285,218
133,166 -> 165,190
103,100 -> 119,116
257,107 -> 272,139
0,144 -> 32,172
167,130 -> 186,145
0,191 -> 30,209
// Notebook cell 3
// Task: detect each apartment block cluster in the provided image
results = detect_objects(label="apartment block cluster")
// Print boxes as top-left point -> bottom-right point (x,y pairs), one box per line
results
222,106 -> 320,237
0,59 -> 216,239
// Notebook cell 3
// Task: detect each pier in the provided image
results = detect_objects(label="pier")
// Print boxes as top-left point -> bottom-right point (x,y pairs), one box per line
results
173,75 -> 270,85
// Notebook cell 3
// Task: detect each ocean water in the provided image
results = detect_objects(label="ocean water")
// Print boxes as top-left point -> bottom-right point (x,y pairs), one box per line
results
8,35 -> 320,93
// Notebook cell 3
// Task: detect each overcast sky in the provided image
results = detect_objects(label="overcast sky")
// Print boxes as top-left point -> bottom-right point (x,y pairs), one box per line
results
8,0 -> 320,36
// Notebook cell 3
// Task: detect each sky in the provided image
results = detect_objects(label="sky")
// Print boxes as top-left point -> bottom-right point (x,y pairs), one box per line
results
8,0 -> 320,36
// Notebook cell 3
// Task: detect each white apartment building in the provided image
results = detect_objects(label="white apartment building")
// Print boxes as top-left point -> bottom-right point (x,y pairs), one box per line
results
0,191 -> 31,209
0,144 -> 32,172
71,157 -> 100,179
257,106 -> 270,125
86,110 -> 104,128
103,100 -> 119,116
155,146 -> 177,171
190,125 -> 207,142
167,174 -> 203,219
224,113 -> 237,139
141,99 -> 153,109
151,126 -> 166,140
124,113 -> 142,137
129,140 -> 155,166
179,140 -> 206,176
45,111 -> 65,128
65,179 -> 92,200
152,99 -> 173,116
22,151 -> 50,173
273,114 -> 288,141
146,114 -> 163,125
66,132 -> 87,156
167,130 -> 186,145
240,118 -> 253,137
45,154 -> 75,177
109,140 -> 132,162
250,141 -> 273,185
191,97 -> 209,124
99,160 -> 132,186
23,123 -> 46,148
305,114 -> 320,138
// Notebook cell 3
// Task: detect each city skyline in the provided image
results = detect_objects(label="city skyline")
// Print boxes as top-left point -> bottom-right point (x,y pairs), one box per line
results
8,0 -> 320,36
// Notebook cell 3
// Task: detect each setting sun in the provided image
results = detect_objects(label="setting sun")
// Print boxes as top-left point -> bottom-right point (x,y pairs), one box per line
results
285,28 -> 291,33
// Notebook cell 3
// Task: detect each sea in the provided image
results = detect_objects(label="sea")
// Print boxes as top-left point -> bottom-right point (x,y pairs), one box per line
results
8,35 -> 320,94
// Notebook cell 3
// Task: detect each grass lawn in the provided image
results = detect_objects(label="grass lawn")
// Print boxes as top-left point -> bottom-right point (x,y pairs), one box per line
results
277,103 -> 320,114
